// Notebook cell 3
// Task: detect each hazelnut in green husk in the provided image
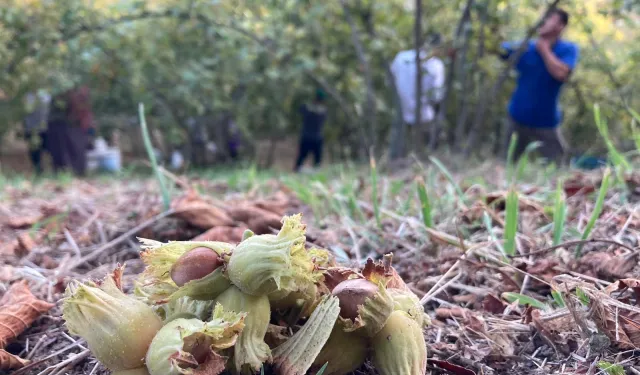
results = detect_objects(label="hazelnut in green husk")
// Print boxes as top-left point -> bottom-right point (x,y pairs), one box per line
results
226,214 -> 324,297
159,296 -> 214,323
388,288 -> 430,328
311,321 -> 368,375
215,285 -> 271,374
139,239 -> 233,284
62,265 -> 162,373
137,239 -> 233,303
331,278 -> 394,337
371,310 -> 427,375
145,304 -> 245,375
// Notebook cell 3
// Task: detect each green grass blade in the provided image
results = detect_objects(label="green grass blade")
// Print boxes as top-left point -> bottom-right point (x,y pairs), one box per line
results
502,292 -> 548,310
594,103 -> 630,173
516,141 -> 542,181
416,177 -> 433,228
483,211 -> 505,254
139,103 -> 170,210
429,156 -> 465,203
506,133 -> 518,183
597,361 -> 625,375
316,362 -> 329,375
552,179 -> 567,246
551,290 -> 565,308
370,155 -> 381,228
503,188 -> 519,256
576,168 -> 611,257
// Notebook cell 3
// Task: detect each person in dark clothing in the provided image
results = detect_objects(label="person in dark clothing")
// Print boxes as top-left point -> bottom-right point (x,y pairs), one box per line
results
46,86 -> 93,176
294,89 -> 327,172
22,91 -> 51,175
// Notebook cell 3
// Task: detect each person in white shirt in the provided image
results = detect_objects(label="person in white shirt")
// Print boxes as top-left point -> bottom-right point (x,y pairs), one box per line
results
390,34 -> 446,149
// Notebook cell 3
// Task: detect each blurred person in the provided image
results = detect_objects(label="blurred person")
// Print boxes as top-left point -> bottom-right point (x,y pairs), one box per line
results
47,85 -> 95,176
22,90 -> 51,175
294,89 -> 327,172
499,8 -> 579,165
390,33 -> 446,149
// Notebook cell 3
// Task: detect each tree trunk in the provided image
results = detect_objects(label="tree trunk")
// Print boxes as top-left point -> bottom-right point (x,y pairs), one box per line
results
443,0 -> 475,146
413,0 -> 423,155
387,64 -> 407,160
455,3 -> 487,147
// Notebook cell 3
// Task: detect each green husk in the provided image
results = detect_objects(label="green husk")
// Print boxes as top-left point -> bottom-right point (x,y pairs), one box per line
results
341,282 -> 394,337
113,368 -> 151,375
272,296 -> 340,375
139,238 -> 234,283
62,266 -> 162,372
311,322 -> 368,375
372,311 -> 427,375
159,296 -> 215,323
388,288 -> 430,328
215,285 -> 272,374
145,304 -> 246,375
226,214 -> 322,296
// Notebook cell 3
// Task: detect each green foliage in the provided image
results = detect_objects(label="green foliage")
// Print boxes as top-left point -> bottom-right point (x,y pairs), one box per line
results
576,168 -> 611,257
552,179 -> 567,246
370,155 -> 381,228
502,292 -> 549,310
139,103 -> 170,210
597,361 -> 625,375
0,0 -> 639,159
416,177 -> 433,228
503,188 -> 519,256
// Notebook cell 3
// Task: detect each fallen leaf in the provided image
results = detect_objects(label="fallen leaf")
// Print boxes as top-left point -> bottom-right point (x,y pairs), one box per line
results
435,307 -> 471,320
6,214 -> 43,229
192,226 -> 245,243
428,359 -> 476,375
264,324 -> 289,348
0,349 -> 28,370
226,205 -> 283,234
245,215 -> 283,235
171,190 -> 234,230
191,350 -> 227,375
0,266 -> 15,282
0,280 -> 55,348
15,233 -> 36,257
579,252 -> 637,279
482,294 -> 507,314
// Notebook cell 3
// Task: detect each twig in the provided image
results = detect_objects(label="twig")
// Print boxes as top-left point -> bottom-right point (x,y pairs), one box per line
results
63,229 -> 81,258
421,273 -> 463,305
508,238 -> 636,258
66,209 -> 175,272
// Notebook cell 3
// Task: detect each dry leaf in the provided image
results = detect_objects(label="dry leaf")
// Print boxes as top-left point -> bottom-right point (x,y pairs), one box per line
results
6,214 -> 43,229
171,190 -> 234,229
0,349 -> 28,370
15,233 -> 36,257
226,205 -> 283,234
0,280 -> 55,348
191,350 -> 227,375
428,359 -> 476,375
192,226 -> 245,243
435,307 -> 471,320
482,294 -> 507,314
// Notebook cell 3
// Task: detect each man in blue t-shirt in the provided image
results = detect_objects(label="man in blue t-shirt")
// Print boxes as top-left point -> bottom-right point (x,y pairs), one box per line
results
500,8 -> 579,165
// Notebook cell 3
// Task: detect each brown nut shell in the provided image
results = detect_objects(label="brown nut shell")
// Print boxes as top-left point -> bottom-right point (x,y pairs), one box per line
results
331,278 -> 378,320
170,247 -> 222,287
